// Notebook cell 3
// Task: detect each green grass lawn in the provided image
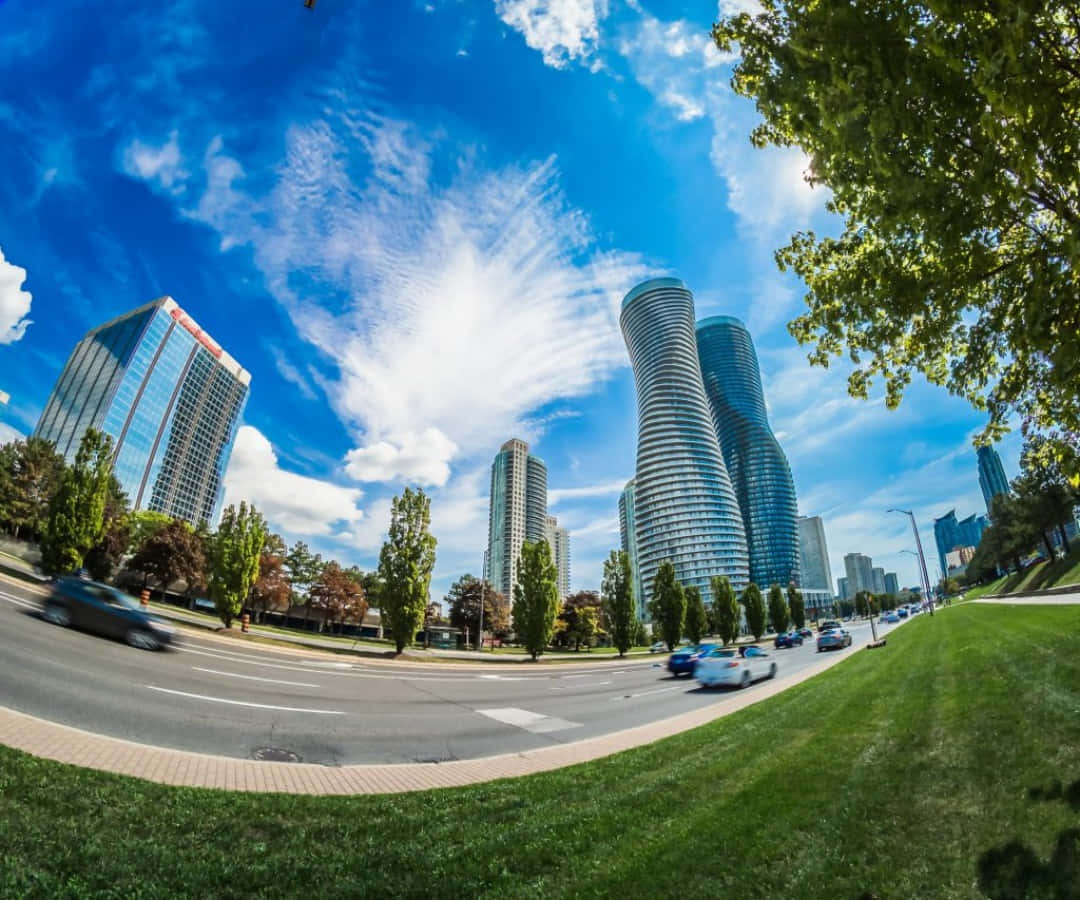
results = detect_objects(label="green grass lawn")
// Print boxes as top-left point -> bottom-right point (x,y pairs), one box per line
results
3,604 -> 1079,899
964,543 -> 1080,601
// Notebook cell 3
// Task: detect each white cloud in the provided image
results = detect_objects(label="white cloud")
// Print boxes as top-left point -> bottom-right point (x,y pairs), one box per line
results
223,425 -> 366,538
0,422 -> 25,446
0,247 -> 33,344
121,130 -> 186,193
548,478 -> 628,504
495,0 -> 609,69
267,343 -> 317,401
343,428 -> 458,486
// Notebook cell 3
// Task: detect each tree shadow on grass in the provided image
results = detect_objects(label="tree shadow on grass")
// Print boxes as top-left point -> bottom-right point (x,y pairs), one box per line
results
976,778 -> 1080,899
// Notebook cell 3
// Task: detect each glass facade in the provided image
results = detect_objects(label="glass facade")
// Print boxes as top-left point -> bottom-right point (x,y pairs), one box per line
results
544,515 -> 571,599
797,515 -> 833,593
485,438 -> 548,600
621,279 -> 749,606
844,553 -> 874,595
696,316 -> 800,590
618,479 -> 647,620
34,297 -> 250,526
933,509 -> 989,579
977,445 -> 1010,514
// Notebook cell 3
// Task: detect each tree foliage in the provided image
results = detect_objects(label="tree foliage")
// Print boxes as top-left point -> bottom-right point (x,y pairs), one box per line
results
554,590 -> 603,651
83,477 -> 131,582
208,501 -> 266,628
0,437 -> 65,540
767,583 -> 789,634
854,590 -> 872,619
40,430 -> 114,575
714,2 -> 1080,477
710,575 -> 741,646
787,583 -> 805,629
602,550 -> 636,657
512,539 -> 560,660
741,582 -> 766,642
649,561 -> 686,652
683,585 -> 707,646
128,518 -> 205,596
250,552 -> 291,623
285,540 -> 324,625
446,574 -> 508,648
377,488 -> 438,653
310,561 -> 367,635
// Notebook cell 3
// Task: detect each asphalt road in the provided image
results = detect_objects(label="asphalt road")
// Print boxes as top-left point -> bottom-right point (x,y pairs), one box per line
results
0,579 -> 909,765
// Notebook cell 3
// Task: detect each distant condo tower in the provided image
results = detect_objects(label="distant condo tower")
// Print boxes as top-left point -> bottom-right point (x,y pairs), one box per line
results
618,478 -> 647,620
621,278 -> 749,606
484,438 -> 548,601
544,515 -> 571,600
696,315 -> 800,589
35,297 -> 249,526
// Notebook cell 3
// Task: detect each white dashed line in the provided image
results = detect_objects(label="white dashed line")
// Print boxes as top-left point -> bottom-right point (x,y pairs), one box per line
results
145,685 -> 344,714
191,666 -> 320,688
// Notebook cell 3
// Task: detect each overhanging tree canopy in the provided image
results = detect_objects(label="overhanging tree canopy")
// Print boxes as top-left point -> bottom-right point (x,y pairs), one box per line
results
714,2 -> 1080,477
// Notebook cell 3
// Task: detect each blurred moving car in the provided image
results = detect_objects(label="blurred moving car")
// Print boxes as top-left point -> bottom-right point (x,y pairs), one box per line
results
797,627 -> 813,639
885,612 -> 900,624
816,627 -> 852,652
774,631 -> 804,649
650,640 -> 668,653
668,643 -> 716,677
696,646 -> 777,689
896,608 -> 909,619
818,620 -> 841,633
42,577 -> 175,651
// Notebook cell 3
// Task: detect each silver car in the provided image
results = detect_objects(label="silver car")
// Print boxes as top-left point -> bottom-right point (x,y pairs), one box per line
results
695,646 -> 777,689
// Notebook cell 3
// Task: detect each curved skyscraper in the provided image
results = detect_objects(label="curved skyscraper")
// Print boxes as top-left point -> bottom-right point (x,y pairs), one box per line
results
696,316 -> 800,589
621,279 -> 749,605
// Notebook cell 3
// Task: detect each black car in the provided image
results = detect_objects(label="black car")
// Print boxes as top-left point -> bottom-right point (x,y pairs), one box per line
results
42,577 -> 175,650
774,631 -> 804,649
797,627 -> 813,639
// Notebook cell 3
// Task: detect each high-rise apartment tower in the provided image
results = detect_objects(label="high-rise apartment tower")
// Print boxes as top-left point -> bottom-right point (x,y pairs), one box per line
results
618,479 -> 647,620
484,438 -> 548,600
621,279 -> 749,604
977,445 -> 1010,514
696,316 -> 800,589
544,515 -> 571,600
35,297 -> 249,526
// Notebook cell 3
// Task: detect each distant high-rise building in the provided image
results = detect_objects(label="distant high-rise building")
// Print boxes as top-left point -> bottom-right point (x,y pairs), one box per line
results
618,479 -> 647,621
797,516 -> 833,593
485,438 -> 548,600
884,572 -> 900,595
696,316 -> 800,589
544,515 -> 571,600
621,278 -> 749,604
35,297 -> 249,526
977,445 -> 1010,513
837,576 -> 851,602
871,566 -> 887,595
933,509 -> 989,579
844,552 -> 874,595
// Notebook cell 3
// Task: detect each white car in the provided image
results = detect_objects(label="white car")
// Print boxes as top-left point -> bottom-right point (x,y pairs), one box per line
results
695,646 -> 777,689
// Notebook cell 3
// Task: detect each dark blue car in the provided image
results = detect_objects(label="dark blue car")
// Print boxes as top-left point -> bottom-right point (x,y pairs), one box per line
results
42,577 -> 176,650
774,631 -> 804,649
668,643 -> 717,677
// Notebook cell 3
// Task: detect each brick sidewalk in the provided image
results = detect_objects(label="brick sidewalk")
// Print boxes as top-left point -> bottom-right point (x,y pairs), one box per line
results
0,645 -> 859,795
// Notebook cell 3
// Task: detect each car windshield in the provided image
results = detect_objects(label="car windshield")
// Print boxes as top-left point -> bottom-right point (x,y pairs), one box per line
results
709,649 -> 737,658
85,585 -> 141,611
745,647 -> 763,656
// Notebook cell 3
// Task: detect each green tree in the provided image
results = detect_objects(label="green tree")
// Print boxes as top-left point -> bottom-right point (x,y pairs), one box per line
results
710,575 -> 741,646
602,550 -> 636,657
0,437 -> 65,540
714,3 -> 1080,478
512,539 -> 560,660
128,518 -> 205,597
767,583 -> 789,634
854,590 -> 872,619
208,501 -> 266,628
787,583 -> 805,629
377,487 -> 438,653
632,619 -> 649,647
446,574 -> 507,648
649,561 -> 686,652
555,590 -> 602,651
83,477 -> 131,582
741,582 -> 766,642
285,540 -> 324,628
40,430 -> 114,575
128,510 -> 173,556
684,585 -> 707,646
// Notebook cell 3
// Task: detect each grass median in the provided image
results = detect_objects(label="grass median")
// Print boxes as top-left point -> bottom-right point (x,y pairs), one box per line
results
2,604 -> 1078,898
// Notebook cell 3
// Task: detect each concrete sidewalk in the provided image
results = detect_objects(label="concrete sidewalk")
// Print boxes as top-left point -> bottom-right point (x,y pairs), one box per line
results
0,638 -> 865,795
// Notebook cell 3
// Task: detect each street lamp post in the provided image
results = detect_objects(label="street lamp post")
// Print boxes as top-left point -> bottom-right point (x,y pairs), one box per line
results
890,508 -> 934,616
478,578 -> 485,651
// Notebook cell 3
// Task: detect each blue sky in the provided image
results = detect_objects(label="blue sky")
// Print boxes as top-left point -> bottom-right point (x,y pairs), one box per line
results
0,0 -> 1021,598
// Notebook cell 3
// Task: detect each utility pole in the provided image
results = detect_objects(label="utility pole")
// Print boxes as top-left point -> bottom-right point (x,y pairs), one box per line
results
478,577 -> 485,651
890,508 -> 934,616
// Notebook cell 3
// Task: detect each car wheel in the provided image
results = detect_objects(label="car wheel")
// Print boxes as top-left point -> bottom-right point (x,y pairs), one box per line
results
126,628 -> 160,651
740,670 -> 751,689
769,663 -> 777,679
43,604 -> 71,627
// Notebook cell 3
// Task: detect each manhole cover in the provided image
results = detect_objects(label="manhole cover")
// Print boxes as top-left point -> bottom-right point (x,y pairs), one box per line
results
252,747 -> 302,763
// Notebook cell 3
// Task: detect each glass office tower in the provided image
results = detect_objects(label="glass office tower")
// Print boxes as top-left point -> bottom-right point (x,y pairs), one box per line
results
977,445 -> 1010,513
621,278 -> 749,606
696,316 -> 800,589
618,478 -> 647,620
35,297 -> 250,526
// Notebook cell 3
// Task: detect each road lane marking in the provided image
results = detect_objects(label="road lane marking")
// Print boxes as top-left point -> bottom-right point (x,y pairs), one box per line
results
477,707 -> 582,733
191,666 -> 321,688
145,685 -> 344,714
551,681 -> 611,691
613,685 -> 687,701
0,591 -> 40,610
